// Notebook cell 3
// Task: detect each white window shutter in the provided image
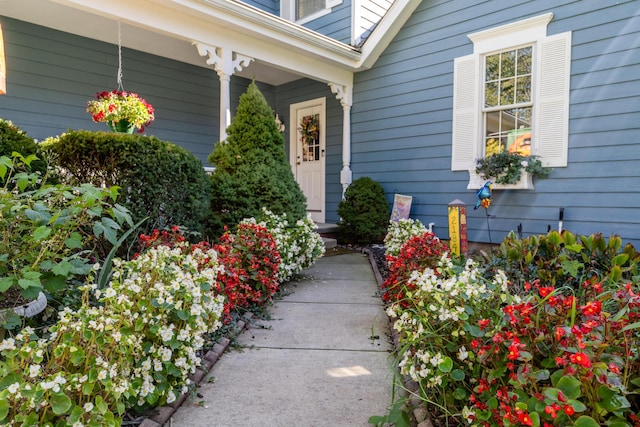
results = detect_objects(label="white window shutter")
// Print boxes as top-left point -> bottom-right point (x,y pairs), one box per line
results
451,54 -> 479,171
534,31 -> 571,167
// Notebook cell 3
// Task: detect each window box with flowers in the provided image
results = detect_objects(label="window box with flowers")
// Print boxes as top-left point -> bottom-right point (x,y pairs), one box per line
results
468,151 -> 551,190
87,90 -> 155,134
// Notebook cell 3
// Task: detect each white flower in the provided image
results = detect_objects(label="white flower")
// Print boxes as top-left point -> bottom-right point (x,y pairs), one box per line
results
97,370 -> 107,381
7,382 -> 19,394
166,392 -> 177,404
0,338 -> 16,351
29,364 -> 41,378
72,422 -> 84,427
160,347 -> 173,362
458,346 -> 469,361
159,324 -> 175,342
84,402 -> 94,412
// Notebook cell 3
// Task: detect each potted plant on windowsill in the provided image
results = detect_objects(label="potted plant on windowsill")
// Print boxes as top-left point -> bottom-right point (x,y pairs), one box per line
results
469,151 -> 551,190
86,90 -> 155,134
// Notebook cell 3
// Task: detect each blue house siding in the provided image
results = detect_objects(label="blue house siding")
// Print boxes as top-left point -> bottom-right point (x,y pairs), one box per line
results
303,0 -> 353,45
243,0 -> 279,15
275,78 -> 344,223
351,0 -> 640,246
0,17 -> 256,165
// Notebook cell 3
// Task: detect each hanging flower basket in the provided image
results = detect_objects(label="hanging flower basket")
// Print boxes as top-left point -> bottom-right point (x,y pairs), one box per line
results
87,90 -> 155,133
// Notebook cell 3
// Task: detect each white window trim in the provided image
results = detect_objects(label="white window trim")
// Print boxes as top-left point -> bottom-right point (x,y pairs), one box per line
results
451,13 -> 571,188
281,0 -> 342,24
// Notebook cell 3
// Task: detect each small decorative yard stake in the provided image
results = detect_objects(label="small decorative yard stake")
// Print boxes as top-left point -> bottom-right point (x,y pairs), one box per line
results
474,180 -> 493,245
448,199 -> 467,256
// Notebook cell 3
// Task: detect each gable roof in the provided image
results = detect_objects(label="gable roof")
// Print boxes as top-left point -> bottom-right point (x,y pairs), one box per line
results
1,0 -> 422,85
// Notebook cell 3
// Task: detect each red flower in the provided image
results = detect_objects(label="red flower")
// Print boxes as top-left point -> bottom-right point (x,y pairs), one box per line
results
580,301 -> 602,317
478,318 -> 491,330
563,405 -> 575,416
517,410 -> 533,426
539,286 -> 554,298
569,352 -> 592,368
507,343 -> 520,360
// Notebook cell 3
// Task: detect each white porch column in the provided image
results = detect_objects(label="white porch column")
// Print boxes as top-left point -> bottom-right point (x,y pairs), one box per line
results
329,82 -> 353,197
219,73 -> 231,141
193,43 -> 253,142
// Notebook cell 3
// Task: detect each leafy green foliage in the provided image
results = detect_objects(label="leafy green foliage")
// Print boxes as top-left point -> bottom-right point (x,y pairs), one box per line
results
484,230 -> 640,295
0,153 -> 133,329
0,119 -> 47,181
337,176 -> 389,244
383,228 -> 640,426
475,151 -> 550,184
208,82 -> 306,237
42,130 -> 210,246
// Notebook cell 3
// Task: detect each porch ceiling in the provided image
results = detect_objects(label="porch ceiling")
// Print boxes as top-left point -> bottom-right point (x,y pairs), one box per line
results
0,0 -> 329,85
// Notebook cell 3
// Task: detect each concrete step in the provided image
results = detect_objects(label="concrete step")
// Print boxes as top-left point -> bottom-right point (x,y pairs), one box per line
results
321,236 -> 337,249
314,222 -> 339,234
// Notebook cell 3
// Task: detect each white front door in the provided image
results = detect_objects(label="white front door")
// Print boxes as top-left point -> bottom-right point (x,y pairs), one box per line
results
290,98 -> 326,223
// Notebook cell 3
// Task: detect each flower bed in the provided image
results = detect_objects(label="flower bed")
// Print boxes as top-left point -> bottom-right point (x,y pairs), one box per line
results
0,212 -> 325,425
380,228 -> 640,427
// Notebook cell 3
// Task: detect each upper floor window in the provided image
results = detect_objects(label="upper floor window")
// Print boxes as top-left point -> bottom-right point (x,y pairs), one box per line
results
297,0 -> 324,20
451,13 -> 572,185
281,0 -> 342,24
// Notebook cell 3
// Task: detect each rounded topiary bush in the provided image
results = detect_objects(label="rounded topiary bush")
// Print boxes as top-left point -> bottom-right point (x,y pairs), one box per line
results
337,176 -> 389,244
43,130 -> 211,243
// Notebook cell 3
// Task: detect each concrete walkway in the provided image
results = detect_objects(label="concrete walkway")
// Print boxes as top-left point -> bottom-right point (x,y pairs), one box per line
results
168,252 -> 393,426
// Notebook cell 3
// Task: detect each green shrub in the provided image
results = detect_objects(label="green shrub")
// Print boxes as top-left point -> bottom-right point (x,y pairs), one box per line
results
208,82 -> 306,236
337,176 -> 389,244
42,130 -> 210,246
0,119 -> 47,181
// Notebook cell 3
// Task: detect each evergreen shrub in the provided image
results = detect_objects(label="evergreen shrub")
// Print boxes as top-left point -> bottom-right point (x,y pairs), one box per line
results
337,176 -> 389,244
208,82 -> 306,236
42,130 -> 210,244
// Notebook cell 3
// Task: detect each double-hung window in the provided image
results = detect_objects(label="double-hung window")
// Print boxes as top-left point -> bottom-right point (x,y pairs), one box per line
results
451,13 -> 571,187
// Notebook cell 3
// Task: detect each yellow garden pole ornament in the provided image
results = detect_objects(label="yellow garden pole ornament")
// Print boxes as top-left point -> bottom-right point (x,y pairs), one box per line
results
448,199 -> 468,257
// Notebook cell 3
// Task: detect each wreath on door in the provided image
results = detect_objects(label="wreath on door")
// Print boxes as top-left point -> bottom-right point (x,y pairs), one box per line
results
299,114 -> 319,161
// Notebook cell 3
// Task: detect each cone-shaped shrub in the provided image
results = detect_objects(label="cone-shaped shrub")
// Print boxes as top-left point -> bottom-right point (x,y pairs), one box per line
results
208,82 -> 306,236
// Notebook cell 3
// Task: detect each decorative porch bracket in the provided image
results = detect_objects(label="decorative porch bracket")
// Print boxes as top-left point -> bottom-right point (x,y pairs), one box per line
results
193,42 -> 254,142
328,82 -> 353,198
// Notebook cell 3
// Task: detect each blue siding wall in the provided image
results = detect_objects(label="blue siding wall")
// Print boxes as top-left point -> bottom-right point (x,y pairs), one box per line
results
352,0 -> 640,246
303,0 -> 353,45
275,79 -> 344,223
0,17 -> 254,165
243,0 -> 279,15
